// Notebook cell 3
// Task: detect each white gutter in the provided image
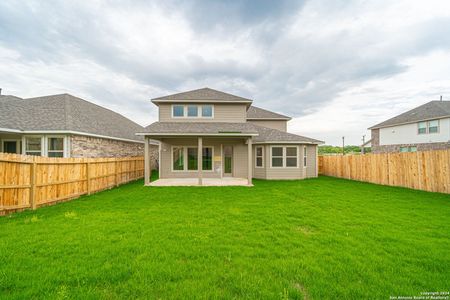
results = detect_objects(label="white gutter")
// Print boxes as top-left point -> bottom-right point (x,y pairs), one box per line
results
247,118 -> 291,121
253,141 -> 324,145
369,115 -> 450,130
0,127 -> 22,133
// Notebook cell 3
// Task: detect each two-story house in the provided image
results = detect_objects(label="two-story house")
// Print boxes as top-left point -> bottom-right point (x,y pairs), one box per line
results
138,88 -> 323,186
369,100 -> 450,153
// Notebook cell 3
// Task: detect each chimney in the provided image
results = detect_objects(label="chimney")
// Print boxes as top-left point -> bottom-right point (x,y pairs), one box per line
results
0,88 -> 2,95
440,95 -> 443,101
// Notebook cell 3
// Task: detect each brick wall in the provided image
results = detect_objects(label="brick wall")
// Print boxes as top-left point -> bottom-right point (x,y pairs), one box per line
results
372,141 -> 450,153
70,135 -> 159,169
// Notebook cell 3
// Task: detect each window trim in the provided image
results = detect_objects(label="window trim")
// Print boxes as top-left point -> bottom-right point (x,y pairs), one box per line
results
270,145 -> 299,168
285,146 -> 299,168
47,136 -> 65,158
171,104 -> 214,119
255,146 -> 264,168
427,119 -> 439,134
1,139 -> 21,154
171,145 -> 215,172
172,105 -> 185,118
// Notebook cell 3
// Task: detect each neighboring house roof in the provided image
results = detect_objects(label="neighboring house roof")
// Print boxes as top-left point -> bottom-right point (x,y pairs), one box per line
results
369,100 -> 450,129
138,122 -> 323,144
0,94 -> 144,142
151,87 -> 253,104
247,106 -> 291,120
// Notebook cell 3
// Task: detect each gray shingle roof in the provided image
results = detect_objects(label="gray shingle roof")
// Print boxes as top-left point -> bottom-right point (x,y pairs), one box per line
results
152,87 -> 252,103
0,94 -> 144,142
370,101 -> 450,129
139,122 -> 323,144
247,106 -> 291,120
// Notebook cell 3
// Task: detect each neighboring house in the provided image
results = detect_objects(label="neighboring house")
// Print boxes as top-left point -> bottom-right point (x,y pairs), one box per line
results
369,100 -> 450,153
0,93 -> 158,164
137,87 -> 323,185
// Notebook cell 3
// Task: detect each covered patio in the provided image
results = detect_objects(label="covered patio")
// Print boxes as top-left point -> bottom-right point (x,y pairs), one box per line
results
137,122 -> 260,187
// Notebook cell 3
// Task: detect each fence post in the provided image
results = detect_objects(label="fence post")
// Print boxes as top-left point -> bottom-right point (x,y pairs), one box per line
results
86,161 -> 91,195
115,160 -> 119,187
30,161 -> 37,210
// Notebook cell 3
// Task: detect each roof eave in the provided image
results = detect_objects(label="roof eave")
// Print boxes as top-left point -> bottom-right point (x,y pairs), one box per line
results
253,140 -> 324,145
247,117 -> 292,121
368,114 -> 450,130
151,99 -> 253,105
136,132 -> 258,137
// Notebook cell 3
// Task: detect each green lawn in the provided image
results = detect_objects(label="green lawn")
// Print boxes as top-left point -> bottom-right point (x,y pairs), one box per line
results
1,176 -> 449,299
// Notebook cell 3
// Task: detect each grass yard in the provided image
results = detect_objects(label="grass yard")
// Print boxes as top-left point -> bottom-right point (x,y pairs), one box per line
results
1,176 -> 449,299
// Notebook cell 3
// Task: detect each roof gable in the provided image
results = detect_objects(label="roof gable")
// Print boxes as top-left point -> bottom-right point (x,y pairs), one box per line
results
152,87 -> 252,103
247,106 -> 291,120
370,100 -> 450,129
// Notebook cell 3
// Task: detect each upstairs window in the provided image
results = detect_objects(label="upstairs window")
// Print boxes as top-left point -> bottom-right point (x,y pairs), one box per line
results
418,122 -> 427,134
187,105 -> 198,117
172,105 -> 213,118
202,105 -> 213,117
418,119 -> 439,134
173,105 -> 184,117
428,120 -> 439,133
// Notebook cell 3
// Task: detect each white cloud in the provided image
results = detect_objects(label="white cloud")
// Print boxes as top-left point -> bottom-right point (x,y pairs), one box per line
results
1,0 -> 450,145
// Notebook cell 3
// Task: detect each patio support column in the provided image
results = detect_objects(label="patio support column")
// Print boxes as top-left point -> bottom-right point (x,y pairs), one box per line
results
144,136 -> 150,185
198,137 -> 203,186
247,137 -> 252,186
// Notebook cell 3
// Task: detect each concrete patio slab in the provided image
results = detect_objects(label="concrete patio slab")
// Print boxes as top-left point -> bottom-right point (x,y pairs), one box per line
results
147,178 -> 251,187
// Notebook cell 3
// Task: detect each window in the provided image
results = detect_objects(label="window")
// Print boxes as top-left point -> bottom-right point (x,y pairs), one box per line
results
173,147 -> 184,170
202,147 -> 213,170
271,147 -> 283,167
187,105 -> 198,117
303,147 -> 307,167
418,122 -> 427,134
187,147 -> 198,170
173,105 -> 184,117
48,137 -> 64,157
286,147 -> 298,167
271,146 -> 299,168
25,137 -> 42,156
255,146 -> 263,168
172,105 -> 213,118
172,146 -> 213,171
202,105 -> 213,117
400,146 -> 417,153
428,120 -> 439,133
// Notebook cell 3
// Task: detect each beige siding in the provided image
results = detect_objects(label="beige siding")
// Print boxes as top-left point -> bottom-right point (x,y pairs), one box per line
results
159,103 -> 247,123
247,120 -> 287,132
159,138 -> 248,179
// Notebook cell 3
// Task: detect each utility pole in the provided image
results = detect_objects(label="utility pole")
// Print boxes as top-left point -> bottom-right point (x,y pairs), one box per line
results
342,136 -> 345,156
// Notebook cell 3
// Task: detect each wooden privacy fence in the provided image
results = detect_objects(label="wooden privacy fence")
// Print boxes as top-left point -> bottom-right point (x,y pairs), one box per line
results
319,150 -> 450,194
0,153 -> 145,215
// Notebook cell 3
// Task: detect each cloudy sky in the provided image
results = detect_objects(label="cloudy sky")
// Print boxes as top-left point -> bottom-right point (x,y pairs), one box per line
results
1,0 -> 450,145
